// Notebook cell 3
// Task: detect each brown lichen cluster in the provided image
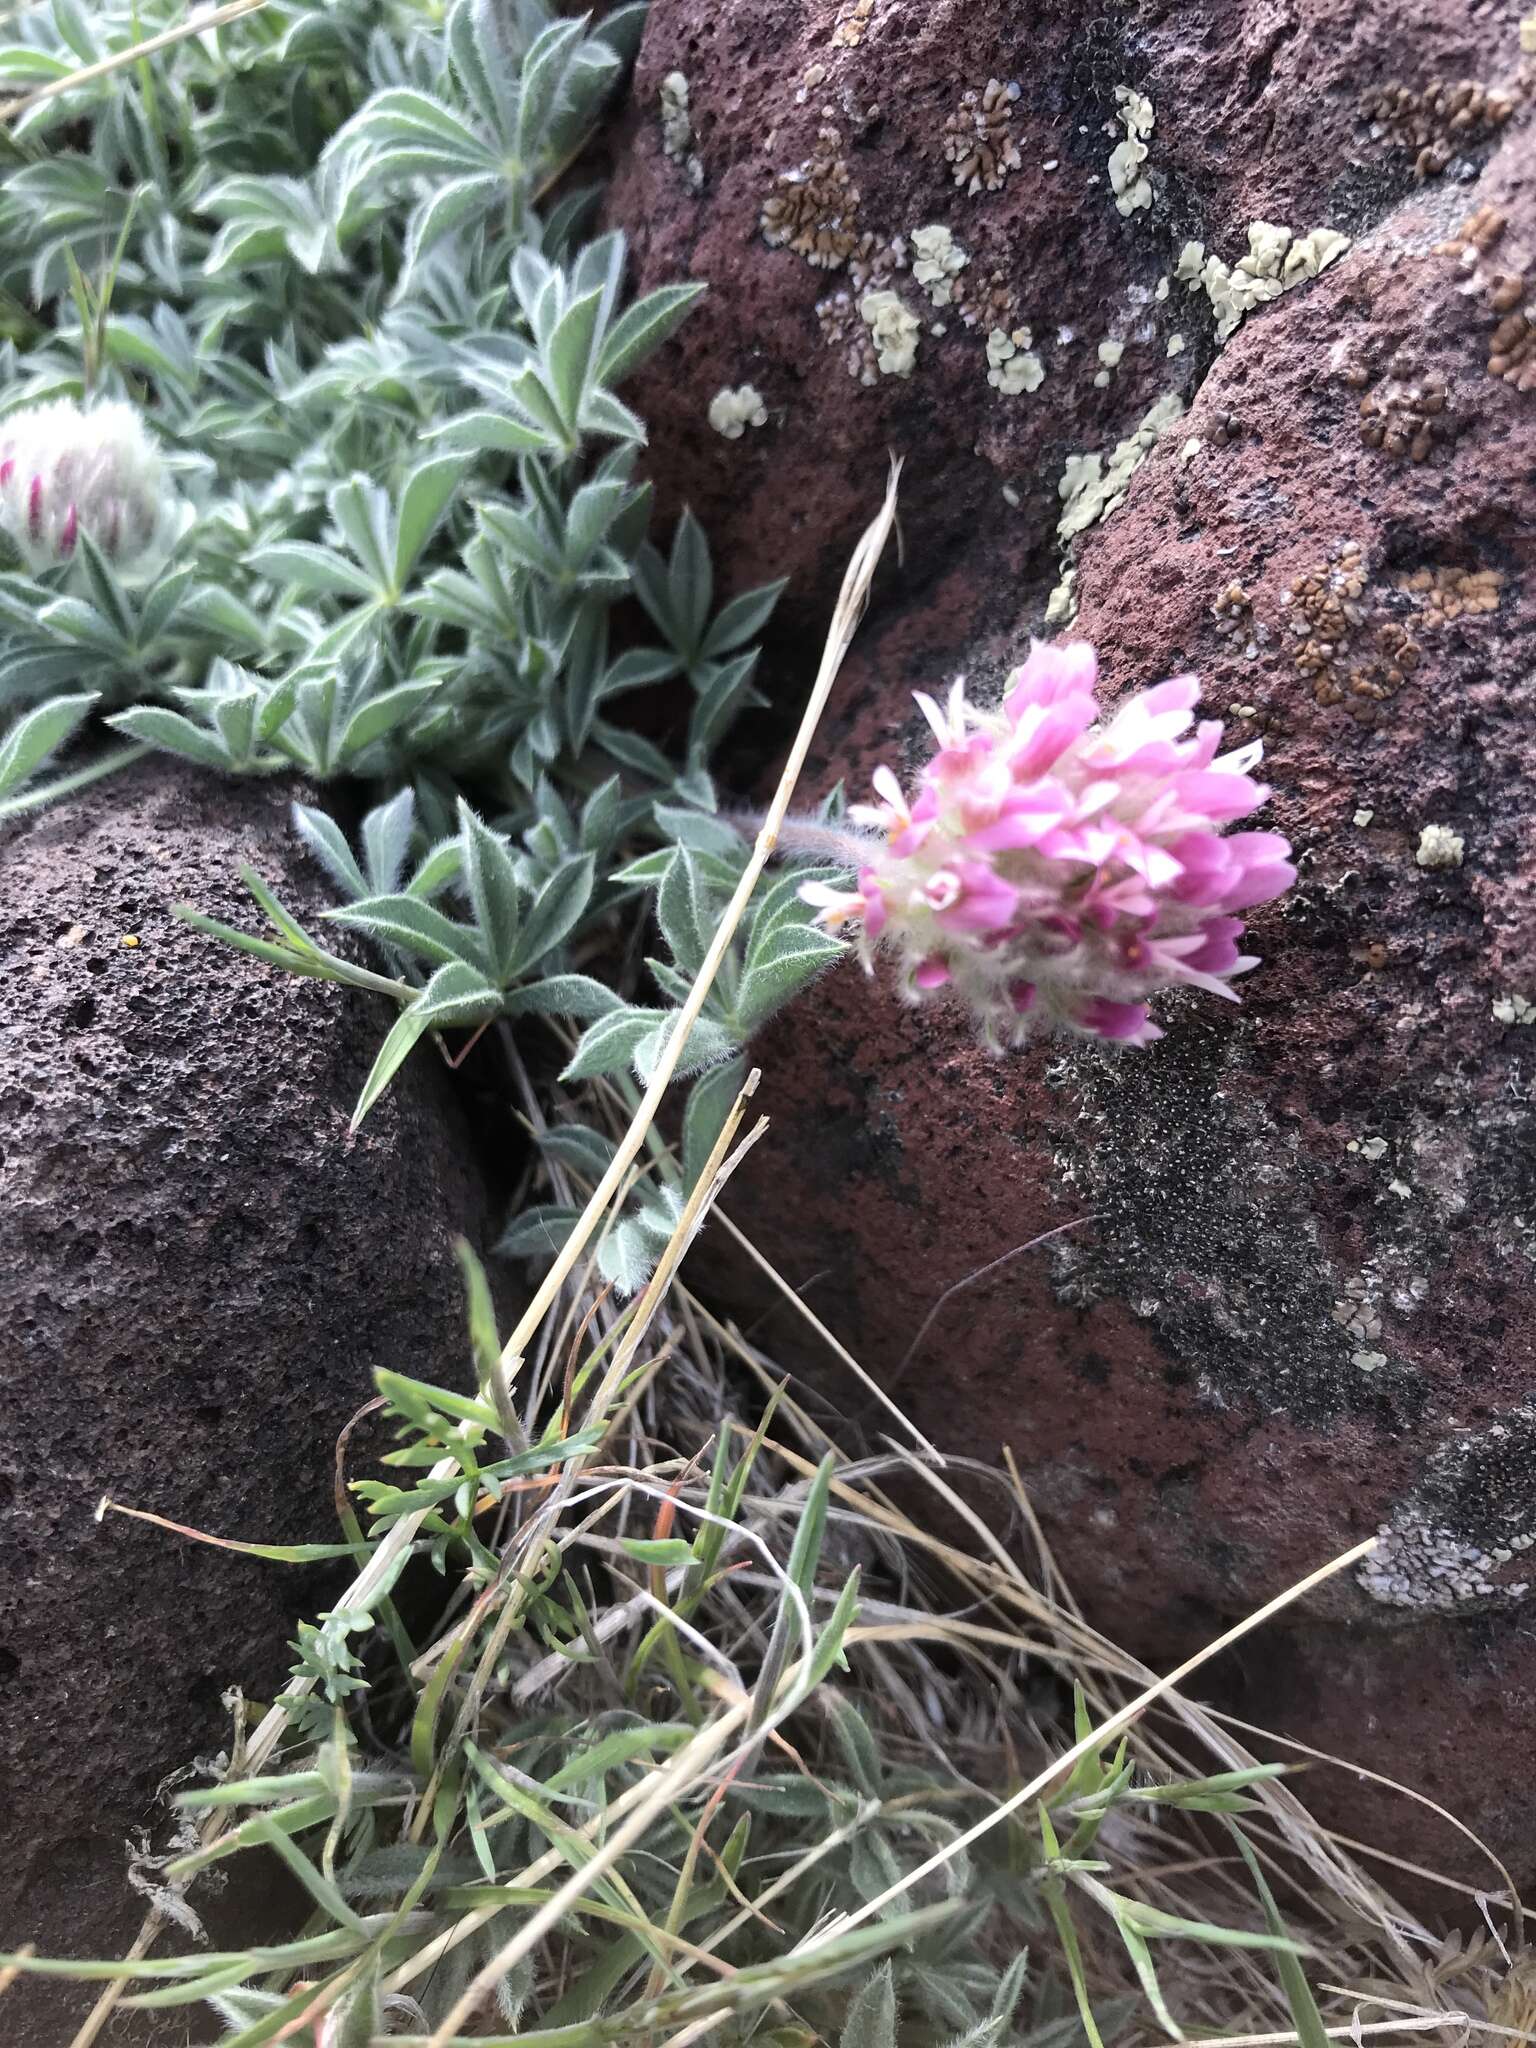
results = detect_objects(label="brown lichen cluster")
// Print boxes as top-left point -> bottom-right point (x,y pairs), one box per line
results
1435,206 -> 1536,393
1402,563 -> 1502,628
1281,545 -> 1502,719
760,128 -> 862,268
948,263 -> 1016,333
941,78 -> 1022,195
1344,353 -> 1456,460
1360,76 -> 1518,178
1210,579 -> 1254,642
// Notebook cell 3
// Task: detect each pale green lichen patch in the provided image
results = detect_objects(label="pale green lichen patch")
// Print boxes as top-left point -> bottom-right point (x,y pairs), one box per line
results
986,324 -> 1045,394
859,289 -> 920,375
1177,222 -> 1350,341
1056,391 -> 1184,541
1108,85 -> 1154,216
706,385 -> 768,438
1044,567 -> 1077,626
659,71 -> 704,191
910,223 -> 969,306
1045,392 -> 1183,623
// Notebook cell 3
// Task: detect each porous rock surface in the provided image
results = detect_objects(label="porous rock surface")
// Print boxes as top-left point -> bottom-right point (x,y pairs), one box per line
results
0,761 -> 489,2043
606,0 -> 1536,1895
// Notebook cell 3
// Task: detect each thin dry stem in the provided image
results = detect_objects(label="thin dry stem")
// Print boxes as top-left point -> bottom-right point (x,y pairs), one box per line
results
0,0 -> 266,123
494,460 -> 902,1377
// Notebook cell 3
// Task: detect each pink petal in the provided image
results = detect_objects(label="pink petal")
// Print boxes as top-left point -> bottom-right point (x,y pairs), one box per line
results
857,867 -> 889,937
1009,696 -> 1098,777
912,689 -> 951,745
1213,831 -> 1296,910
1081,998 -> 1163,1044
870,764 -> 907,813
1004,640 -> 1099,714
913,956 -> 951,990
1172,769 -> 1268,821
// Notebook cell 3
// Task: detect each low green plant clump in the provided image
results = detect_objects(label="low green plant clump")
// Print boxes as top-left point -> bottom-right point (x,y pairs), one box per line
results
0,0 -> 844,1294
0,5 -> 1455,2045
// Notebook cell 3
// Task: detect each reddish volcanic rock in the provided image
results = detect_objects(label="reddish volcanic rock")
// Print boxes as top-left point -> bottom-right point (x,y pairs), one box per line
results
603,0 -> 1531,638
606,0 -> 1536,1897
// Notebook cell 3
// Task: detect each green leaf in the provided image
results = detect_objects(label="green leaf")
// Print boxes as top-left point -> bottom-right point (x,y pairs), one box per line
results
545,286 -> 605,433
670,509 -> 713,653
619,1537 -> 695,1567
840,1963 -> 897,2048
511,853 -> 594,975
653,803 -> 744,859
537,1125 -> 617,1177
392,455 -> 464,592
326,892 -> 483,972
0,691 -> 96,796
456,1238 -> 502,1392
333,86 -> 500,179
632,1012 -> 738,1085
501,974 -> 621,1022
737,924 -> 845,1031
1229,1827 -> 1332,2048
805,1567 -> 861,1689
351,962 -> 500,1129
396,172 -> 502,294
561,1006 -> 665,1083
788,1452 -> 835,1604
244,1816 -> 368,1936
328,475 -> 394,590
682,1056 -> 747,1188
292,803 -> 368,899
107,706 -> 234,772
497,1203 -> 579,1260
426,409 -> 555,457
361,788 -> 416,896
458,800 -> 524,984
656,847 -> 712,977
171,907 -> 342,984
597,1215 -> 661,1297
702,577 -> 788,658
598,282 -> 707,386
247,542 -> 377,602
375,1368 -> 498,1433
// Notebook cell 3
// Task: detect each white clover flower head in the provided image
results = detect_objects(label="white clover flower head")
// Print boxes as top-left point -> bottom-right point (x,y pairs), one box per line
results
0,397 -> 178,575
800,641 -> 1297,1051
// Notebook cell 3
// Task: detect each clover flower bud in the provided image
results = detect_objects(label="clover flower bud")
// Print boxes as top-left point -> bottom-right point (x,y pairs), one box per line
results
800,641 -> 1296,1050
0,398 -> 177,575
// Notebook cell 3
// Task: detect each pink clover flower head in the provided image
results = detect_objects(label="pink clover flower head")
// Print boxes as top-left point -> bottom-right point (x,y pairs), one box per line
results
803,640 -> 1295,1051
0,398 -> 181,576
